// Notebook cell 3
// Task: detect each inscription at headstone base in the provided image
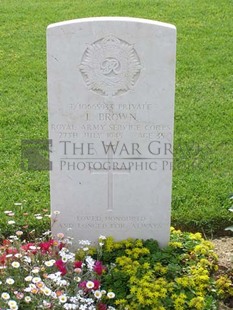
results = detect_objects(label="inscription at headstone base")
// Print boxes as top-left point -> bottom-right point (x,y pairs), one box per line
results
47,17 -> 176,247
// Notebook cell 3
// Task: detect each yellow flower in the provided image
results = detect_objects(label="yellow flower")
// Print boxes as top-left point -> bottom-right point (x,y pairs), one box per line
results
169,241 -> 183,248
199,258 -> 210,266
104,236 -> 115,251
160,288 -> 167,298
154,262 -> 167,274
124,239 -> 135,248
214,264 -> 219,271
135,239 -> 143,247
202,240 -> 214,249
194,244 -> 208,255
130,286 -> 137,294
173,292 -> 187,310
115,299 -> 127,305
189,232 -> 203,241
176,276 -> 193,288
116,256 -> 132,266
143,262 -> 150,269
125,247 -> 150,259
216,276 -> 233,297
172,228 -> 182,235
189,296 -> 205,310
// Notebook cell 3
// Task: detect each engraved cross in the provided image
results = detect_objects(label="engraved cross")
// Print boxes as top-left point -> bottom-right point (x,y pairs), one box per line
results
90,149 -> 130,211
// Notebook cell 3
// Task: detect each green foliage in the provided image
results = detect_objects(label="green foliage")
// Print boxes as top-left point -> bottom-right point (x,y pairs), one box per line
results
0,0 -> 233,236
100,229 -> 233,309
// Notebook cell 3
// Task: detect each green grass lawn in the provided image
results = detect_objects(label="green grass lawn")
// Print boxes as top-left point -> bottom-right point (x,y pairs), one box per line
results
0,0 -> 232,237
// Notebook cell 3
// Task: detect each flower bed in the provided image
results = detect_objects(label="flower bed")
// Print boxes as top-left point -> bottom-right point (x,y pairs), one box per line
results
0,220 -> 233,309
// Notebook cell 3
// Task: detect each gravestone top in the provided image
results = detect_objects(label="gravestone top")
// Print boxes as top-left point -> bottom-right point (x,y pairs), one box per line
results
47,17 -> 176,247
48,16 -> 176,28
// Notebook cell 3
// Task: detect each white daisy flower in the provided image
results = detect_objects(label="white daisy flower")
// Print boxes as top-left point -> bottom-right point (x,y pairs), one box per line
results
16,230 -> 23,236
107,292 -> 116,299
32,277 -> 41,284
62,256 -> 68,263
24,287 -> 31,293
14,253 -> 22,258
86,281 -> 94,289
29,284 -> 36,289
24,275 -> 33,282
1,292 -> 10,300
11,261 -> 20,268
107,292 -> 115,299
59,294 -> 67,303
6,278 -> 15,285
32,267 -> 40,273
7,220 -> 15,225
42,287 -> 52,296
24,296 -> 31,303
94,290 -> 102,299
44,260 -> 54,267
8,300 -> 18,309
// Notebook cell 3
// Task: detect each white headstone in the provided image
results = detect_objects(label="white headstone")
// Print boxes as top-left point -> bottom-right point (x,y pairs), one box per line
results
47,17 -> 176,247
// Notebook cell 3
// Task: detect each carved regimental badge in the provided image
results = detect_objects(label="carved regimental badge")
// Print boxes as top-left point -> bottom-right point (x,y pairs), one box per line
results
80,35 -> 142,97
